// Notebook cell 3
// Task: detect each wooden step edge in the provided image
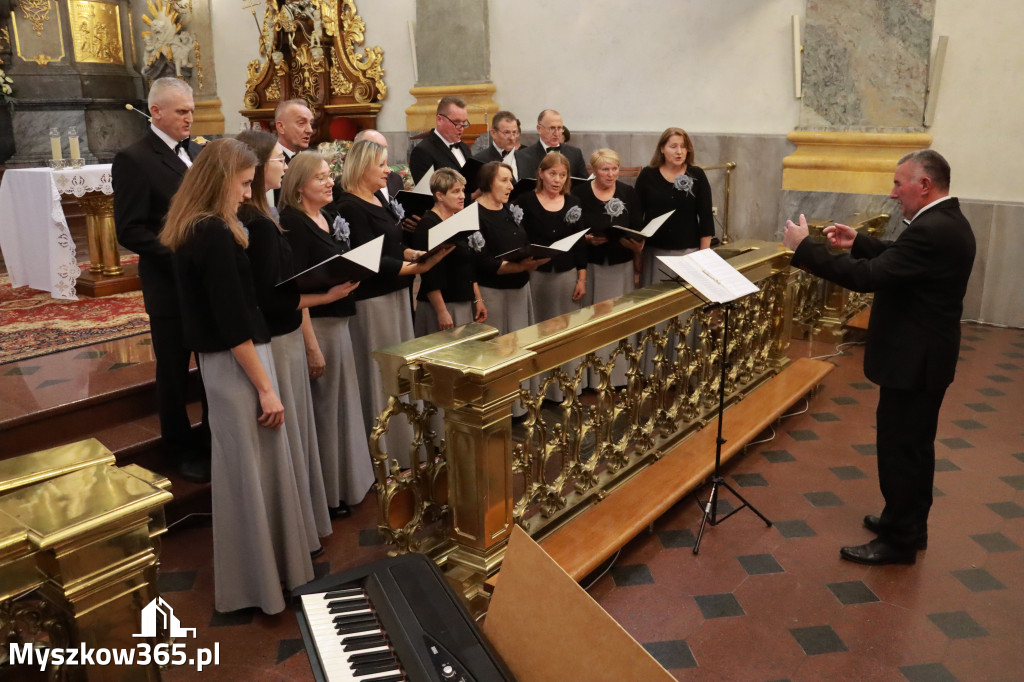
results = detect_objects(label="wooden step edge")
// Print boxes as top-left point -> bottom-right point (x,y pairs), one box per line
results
536,357 -> 835,582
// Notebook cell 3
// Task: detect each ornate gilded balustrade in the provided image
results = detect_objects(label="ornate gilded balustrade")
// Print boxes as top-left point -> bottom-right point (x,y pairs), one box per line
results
790,214 -> 889,341
368,240 -> 798,591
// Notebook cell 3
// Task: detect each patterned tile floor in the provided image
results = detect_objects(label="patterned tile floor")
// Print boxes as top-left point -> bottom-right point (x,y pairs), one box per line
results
5,323 -> 1023,681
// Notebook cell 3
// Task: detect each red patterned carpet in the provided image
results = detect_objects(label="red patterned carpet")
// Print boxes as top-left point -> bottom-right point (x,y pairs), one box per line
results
0,261 -> 148,364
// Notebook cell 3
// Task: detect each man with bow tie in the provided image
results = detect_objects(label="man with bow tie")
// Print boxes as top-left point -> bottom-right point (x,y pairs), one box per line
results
408,95 -> 473,184
515,108 -> 588,181
113,76 -> 211,483
473,110 -> 520,180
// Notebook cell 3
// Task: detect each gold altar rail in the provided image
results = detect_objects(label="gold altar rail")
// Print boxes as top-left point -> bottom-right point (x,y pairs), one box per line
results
0,440 -> 171,681
790,213 -> 888,342
369,240 -> 798,594
702,162 -> 737,244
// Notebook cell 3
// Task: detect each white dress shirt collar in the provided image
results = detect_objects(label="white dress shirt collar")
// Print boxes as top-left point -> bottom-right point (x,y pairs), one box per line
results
907,195 -> 953,225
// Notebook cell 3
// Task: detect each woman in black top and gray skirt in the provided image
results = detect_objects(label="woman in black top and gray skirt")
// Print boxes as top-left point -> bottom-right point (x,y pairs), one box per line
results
410,167 -> 487,336
334,139 -> 452,468
572,148 -> 644,388
162,138 -> 315,615
279,151 -> 376,516
634,127 -> 714,287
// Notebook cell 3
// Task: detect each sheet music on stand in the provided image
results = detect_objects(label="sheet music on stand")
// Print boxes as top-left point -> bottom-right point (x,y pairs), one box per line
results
657,249 -> 759,303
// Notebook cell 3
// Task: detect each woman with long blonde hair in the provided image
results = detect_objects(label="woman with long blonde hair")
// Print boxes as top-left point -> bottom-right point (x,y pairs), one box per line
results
162,137 -> 318,615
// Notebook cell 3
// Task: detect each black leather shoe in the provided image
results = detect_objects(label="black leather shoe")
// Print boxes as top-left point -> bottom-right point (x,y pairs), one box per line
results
840,538 -> 917,565
177,458 -> 211,484
329,502 -> 351,519
863,515 -> 927,549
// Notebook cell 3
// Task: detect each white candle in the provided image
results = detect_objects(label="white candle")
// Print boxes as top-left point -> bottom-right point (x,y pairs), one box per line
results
50,135 -> 62,161
69,135 -> 81,160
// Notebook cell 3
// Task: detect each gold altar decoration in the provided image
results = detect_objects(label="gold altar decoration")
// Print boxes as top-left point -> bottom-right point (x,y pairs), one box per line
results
782,131 -> 933,195
17,0 -> 53,37
366,241 -> 796,591
11,0 -> 65,65
68,0 -> 124,65
0,439 -> 172,681
790,213 -> 888,342
241,0 -> 386,138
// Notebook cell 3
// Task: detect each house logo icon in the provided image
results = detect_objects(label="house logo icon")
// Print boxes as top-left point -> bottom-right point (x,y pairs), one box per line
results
133,597 -> 196,639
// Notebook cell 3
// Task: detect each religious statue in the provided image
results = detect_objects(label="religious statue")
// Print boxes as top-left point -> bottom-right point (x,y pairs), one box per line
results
141,0 -> 198,80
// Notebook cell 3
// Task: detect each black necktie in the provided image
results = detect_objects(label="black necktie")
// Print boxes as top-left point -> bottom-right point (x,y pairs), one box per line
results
500,149 -> 511,159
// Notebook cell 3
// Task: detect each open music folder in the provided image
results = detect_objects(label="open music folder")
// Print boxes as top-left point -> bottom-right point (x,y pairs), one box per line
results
277,234 -> 383,293
394,166 -> 435,219
410,203 -> 481,263
657,248 -> 759,303
497,227 -> 589,263
607,208 -> 674,240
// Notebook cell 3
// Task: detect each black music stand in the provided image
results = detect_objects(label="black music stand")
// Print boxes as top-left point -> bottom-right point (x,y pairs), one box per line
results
692,300 -> 772,554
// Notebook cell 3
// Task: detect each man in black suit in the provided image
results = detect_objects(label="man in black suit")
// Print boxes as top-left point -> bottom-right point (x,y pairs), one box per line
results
274,98 -> 314,161
783,150 -> 976,565
408,96 -> 473,184
473,110 -> 520,180
113,77 -> 210,482
515,109 -> 588,180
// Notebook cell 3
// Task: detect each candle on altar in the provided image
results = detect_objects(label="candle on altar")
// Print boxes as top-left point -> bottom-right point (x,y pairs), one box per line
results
49,128 -> 62,161
68,127 -> 81,160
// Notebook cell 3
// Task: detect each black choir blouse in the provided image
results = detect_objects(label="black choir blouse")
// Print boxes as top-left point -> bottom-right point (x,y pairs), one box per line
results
513,191 -> 587,273
331,192 -> 411,301
409,209 -> 476,304
474,204 -> 530,290
634,165 -> 714,251
279,205 -> 356,319
571,181 -> 643,266
241,205 -> 302,337
172,217 -> 270,353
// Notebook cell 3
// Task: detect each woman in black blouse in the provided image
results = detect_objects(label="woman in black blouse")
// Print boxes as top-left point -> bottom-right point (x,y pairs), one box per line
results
237,131 -> 359,532
279,151 -> 377,518
572,148 -> 644,388
335,140 -> 452,468
410,167 -> 487,336
161,138 -> 315,615
634,127 -> 715,287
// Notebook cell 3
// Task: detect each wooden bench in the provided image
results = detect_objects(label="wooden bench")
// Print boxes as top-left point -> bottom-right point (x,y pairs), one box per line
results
489,357 -> 834,586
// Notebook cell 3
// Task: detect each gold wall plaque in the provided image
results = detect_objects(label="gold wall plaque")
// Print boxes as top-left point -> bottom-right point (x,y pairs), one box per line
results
68,0 -> 125,65
11,1 -> 66,65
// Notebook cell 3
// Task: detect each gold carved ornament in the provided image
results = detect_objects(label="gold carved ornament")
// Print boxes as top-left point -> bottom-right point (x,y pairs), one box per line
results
18,0 -> 52,37
68,0 -> 124,65
338,0 -> 385,102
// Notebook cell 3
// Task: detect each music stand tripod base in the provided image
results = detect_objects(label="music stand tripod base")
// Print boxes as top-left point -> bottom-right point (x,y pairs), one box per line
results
692,302 -> 772,555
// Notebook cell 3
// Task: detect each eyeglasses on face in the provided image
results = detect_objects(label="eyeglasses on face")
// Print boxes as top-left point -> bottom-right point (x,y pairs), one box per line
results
440,113 -> 470,129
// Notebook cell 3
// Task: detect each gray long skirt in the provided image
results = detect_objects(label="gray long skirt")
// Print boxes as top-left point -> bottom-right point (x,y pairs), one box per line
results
308,317 -> 376,505
480,284 -> 537,417
200,343 -> 314,615
530,269 -> 582,401
350,290 -> 418,469
414,300 -> 474,337
270,328 -> 332,543
585,261 -> 635,388
641,247 -> 698,374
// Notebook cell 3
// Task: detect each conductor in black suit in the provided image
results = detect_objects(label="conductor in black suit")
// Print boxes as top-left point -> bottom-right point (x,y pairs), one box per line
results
515,109 -> 588,180
783,150 -> 976,565
112,77 -> 210,483
473,110 -> 521,180
408,96 -> 473,184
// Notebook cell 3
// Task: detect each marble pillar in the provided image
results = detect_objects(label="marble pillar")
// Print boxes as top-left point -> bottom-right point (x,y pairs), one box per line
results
406,0 -> 496,134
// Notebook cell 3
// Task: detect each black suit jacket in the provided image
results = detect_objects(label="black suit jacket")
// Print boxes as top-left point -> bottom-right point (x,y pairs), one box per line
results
329,171 -> 404,214
514,141 -> 588,181
408,130 -> 471,183
791,198 -> 975,390
113,130 -> 202,316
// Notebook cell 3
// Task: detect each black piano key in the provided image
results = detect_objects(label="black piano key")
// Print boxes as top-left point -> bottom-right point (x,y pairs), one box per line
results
337,623 -> 379,635
341,633 -> 385,646
327,598 -> 368,608
323,588 -> 364,599
344,637 -> 387,652
334,612 -> 377,624
353,659 -> 402,675
357,675 -> 404,682
348,651 -> 397,666
329,601 -> 371,614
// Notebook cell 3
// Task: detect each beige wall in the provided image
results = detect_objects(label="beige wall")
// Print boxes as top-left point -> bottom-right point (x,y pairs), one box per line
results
210,0 -> 1023,202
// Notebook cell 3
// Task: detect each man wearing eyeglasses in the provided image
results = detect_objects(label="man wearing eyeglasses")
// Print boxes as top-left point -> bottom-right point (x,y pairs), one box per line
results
474,110 -> 521,180
409,95 -> 473,184
515,109 -> 588,181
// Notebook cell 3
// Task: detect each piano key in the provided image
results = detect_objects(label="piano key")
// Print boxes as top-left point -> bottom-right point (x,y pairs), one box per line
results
353,659 -> 401,675
349,651 -> 398,666
344,638 -> 387,652
323,588 -> 364,599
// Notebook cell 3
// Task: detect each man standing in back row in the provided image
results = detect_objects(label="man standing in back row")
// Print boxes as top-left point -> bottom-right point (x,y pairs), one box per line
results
113,77 -> 210,483
515,109 -> 588,180
782,149 -> 976,565
408,96 -> 473,184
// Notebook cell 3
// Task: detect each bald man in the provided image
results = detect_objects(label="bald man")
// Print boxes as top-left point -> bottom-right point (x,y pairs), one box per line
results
515,109 -> 587,180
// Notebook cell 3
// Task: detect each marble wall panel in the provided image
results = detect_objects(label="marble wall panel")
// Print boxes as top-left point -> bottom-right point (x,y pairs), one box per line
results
979,202 -> 1024,327
800,0 -> 934,130
415,0 -> 490,86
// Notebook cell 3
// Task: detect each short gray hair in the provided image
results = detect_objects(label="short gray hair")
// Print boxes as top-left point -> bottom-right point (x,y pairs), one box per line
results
274,98 -> 310,124
148,77 -> 192,108
898,149 -> 951,191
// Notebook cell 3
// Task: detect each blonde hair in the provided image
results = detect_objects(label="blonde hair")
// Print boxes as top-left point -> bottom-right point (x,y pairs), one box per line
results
649,127 -> 694,168
279,151 -> 327,213
161,138 -> 257,251
535,151 -> 571,195
341,139 -> 386,192
590,148 -> 621,170
429,167 -> 466,198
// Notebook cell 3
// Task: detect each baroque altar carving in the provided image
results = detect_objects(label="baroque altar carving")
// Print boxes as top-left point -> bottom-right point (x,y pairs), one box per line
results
241,0 -> 386,138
